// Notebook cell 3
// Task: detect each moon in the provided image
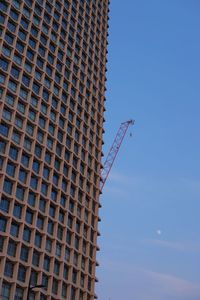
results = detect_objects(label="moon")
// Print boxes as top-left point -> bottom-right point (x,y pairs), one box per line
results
156,229 -> 162,236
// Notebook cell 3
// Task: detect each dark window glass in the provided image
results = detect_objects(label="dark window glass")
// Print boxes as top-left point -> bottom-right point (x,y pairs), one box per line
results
0,123 -> 9,136
25,210 -> 33,224
39,198 -> 46,212
0,217 -> 7,232
17,265 -> 26,282
0,58 -> 9,71
18,29 -> 27,41
6,162 -> 15,177
13,204 -> 22,219
32,250 -> 40,266
35,232 -> 42,248
35,144 -> 42,158
10,222 -> 19,237
4,261 -> 14,278
26,49 -> 34,61
21,18 -> 29,29
16,40 -> 25,53
20,245 -> 29,262
28,192 -> 36,207
0,198 -> 10,213
23,227 -> 31,242
5,33 -> 14,45
3,179 -> 13,194
7,240 -> 17,257
11,67 -> 20,78
9,146 -> 18,160
16,186 -> 25,201
21,153 -> 29,167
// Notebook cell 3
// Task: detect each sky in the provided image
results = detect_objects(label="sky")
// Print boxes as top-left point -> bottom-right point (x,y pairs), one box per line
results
96,1 -> 200,299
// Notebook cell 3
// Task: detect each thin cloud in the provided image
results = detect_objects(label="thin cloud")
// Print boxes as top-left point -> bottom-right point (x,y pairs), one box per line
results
143,238 -> 200,252
97,260 -> 200,300
144,269 -> 200,297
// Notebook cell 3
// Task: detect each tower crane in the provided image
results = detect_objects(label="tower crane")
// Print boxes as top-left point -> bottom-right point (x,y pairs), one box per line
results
100,119 -> 134,192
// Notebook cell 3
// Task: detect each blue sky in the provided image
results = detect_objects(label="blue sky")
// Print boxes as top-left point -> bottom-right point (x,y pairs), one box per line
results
96,1 -> 200,299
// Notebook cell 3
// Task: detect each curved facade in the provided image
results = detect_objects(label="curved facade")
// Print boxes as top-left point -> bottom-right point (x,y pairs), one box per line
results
0,0 -> 109,299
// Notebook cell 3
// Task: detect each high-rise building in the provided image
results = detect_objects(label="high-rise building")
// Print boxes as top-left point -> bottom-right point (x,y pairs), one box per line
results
0,0 -> 109,299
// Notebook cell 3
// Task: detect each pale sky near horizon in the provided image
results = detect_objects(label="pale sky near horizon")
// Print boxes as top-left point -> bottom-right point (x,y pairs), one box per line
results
96,1 -> 200,299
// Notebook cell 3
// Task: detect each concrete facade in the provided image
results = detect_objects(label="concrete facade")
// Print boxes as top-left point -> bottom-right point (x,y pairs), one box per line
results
0,0 -> 109,299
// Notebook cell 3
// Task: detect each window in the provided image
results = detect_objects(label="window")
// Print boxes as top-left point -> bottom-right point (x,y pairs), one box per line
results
32,250 -> 40,266
23,227 -> 31,242
6,162 -> 16,177
18,28 -> 27,41
17,265 -> 26,282
24,137 -> 32,151
1,281 -> 11,300
4,261 -> 14,278
35,144 -> 42,158
47,220 -> 54,235
11,66 -> 20,78
30,270 -> 38,286
12,131 -> 21,144
28,192 -> 36,207
25,210 -> 33,224
9,146 -> 18,160
13,204 -> 22,219
22,75 -> 30,86
24,61 -> 32,73
0,198 -> 10,213
21,153 -> 29,167
42,274 -> 48,291
26,49 -> 34,61
43,255 -> 50,271
0,2 -> 8,12
16,41 -> 25,53
45,238 -> 52,253
3,179 -> 13,195
0,217 -> 7,232
20,245 -> 29,262
45,152 -> 51,164
19,169 -> 27,183
40,181 -> 48,196
63,264 -> 68,279
15,116 -> 23,128
5,33 -> 14,45
26,123 -> 34,135
30,176 -> 38,190
37,215 -> 44,230
56,242 -> 61,257
21,18 -> 29,29
5,94 -> 14,106
16,186 -> 25,201
17,102 -> 25,114
2,45 -> 11,57
39,116 -> 46,128
35,232 -> 42,248
10,222 -> 19,237
0,73 -> 5,84
39,198 -> 46,212
52,278 -> 58,295
0,123 -> 9,137
15,286 -> 24,300
8,239 -> 17,257
0,141 -> 6,154
3,108 -> 12,121
0,58 -> 9,71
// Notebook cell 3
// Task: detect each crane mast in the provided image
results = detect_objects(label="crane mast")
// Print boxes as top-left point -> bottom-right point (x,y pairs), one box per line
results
100,119 -> 134,192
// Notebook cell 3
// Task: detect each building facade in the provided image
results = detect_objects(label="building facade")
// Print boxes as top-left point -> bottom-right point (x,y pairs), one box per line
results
0,0 -> 109,299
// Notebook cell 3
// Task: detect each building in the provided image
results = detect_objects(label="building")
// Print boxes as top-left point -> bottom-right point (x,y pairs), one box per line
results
0,0 -> 109,299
